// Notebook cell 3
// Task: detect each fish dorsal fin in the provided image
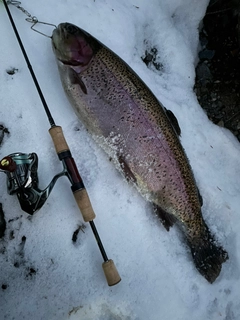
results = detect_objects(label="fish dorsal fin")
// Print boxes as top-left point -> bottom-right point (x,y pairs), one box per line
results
68,68 -> 88,94
164,108 -> 181,136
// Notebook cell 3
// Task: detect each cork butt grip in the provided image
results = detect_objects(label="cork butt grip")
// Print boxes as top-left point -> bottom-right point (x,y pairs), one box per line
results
49,126 -> 69,154
74,189 -> 96,222
102,259 -> 121,286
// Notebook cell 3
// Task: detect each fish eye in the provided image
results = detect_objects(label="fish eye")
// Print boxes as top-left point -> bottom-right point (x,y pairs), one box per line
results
66,24 -> 79,34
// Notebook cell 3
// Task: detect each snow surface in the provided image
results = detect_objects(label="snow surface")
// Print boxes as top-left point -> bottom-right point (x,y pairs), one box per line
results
0,0 -> 240,319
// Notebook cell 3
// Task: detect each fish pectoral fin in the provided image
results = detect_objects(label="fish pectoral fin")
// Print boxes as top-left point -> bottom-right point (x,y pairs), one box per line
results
68,68 -> 88,94
118,155 -> 137,184
153,204 -> 177,231
164,108 -> 181,136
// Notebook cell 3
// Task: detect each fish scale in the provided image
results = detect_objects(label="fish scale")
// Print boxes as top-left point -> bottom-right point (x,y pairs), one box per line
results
52,23 -> 228,283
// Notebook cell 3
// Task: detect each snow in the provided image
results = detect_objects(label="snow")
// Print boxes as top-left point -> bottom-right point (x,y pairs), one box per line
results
0,0 -> 240,319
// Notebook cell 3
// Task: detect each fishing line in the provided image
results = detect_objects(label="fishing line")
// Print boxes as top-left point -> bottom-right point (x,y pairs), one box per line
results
2,0 -> 121,286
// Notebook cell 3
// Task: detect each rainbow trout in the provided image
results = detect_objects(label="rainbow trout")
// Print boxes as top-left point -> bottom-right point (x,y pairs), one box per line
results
52,23 -> 228,283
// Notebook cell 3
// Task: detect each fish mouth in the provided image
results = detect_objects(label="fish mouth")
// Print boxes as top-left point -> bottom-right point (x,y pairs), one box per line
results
52,23 -> 76,57
51,29 -> 60,48
53,23 -> 79,40
52,23 -> 67,45
52,23 -> 81,53
58,59 -> 82,67
52,24 -> 64,42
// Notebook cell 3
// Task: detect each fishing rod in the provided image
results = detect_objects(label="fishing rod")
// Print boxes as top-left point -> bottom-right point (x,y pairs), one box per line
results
1,0 -> 121,286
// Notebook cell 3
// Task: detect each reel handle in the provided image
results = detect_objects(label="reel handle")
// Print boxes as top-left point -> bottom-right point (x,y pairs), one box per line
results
0,156 -> 17,172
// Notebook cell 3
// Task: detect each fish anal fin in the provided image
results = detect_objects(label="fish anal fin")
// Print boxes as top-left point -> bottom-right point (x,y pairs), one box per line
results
118,155 -> 136,184
153,204 -> 177,231
164,108 -> 181,136
68,68 -> 88,94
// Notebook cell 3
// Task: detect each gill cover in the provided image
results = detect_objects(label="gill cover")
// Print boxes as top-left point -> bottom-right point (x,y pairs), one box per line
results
52,23 -> 97,67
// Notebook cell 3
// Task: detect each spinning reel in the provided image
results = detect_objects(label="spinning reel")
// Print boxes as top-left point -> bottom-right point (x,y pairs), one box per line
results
0,152 -> 68,215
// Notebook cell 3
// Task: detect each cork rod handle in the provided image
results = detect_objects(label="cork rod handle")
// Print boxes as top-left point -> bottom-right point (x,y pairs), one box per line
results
102,259 -> 121,286
49,126 -> 96,221
73,188 -> 96,222
49,125 -> 69,153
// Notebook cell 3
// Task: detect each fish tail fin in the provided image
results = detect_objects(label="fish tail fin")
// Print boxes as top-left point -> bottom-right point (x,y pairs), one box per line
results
189,227 -> 228,283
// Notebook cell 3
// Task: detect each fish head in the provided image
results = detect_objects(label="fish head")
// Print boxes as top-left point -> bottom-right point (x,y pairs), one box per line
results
52,23 -> 98,70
